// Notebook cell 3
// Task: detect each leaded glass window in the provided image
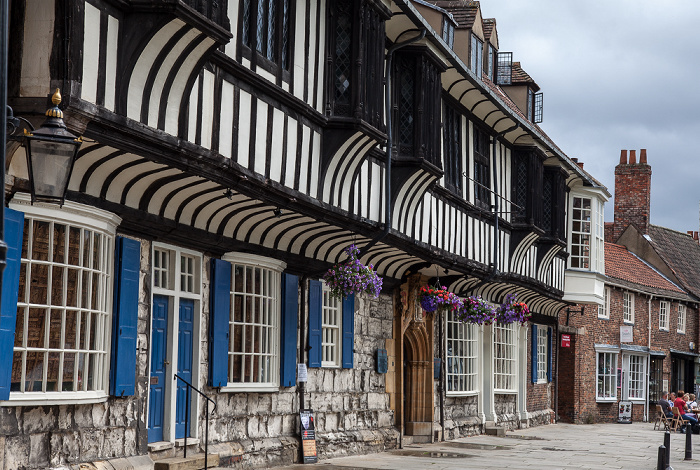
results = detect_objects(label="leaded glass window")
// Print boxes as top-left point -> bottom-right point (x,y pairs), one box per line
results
493,322 -> 516,391
473,126 -> 490,207
443,104 -> 462,192
446,312 -> 478,394
240,0 -> 291,71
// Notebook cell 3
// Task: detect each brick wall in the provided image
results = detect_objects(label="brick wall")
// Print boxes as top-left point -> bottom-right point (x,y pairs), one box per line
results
558,284 -> 698,424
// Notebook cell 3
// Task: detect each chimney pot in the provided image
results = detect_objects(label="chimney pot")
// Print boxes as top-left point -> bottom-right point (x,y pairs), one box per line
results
688,231 -> 694,237
571,158 -> 578,163
620,150 -> 627,164
629,150 -> 637,164
577,162 -> 584,169
695,232 -> 699,241
640,149 -> 647,164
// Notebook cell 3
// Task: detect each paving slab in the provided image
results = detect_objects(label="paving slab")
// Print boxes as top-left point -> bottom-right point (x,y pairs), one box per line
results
274,422 -> 700,469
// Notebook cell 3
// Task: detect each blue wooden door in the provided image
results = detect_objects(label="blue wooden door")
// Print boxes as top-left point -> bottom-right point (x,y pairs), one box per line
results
175,299 -> 194,438
148,295 -> 169,443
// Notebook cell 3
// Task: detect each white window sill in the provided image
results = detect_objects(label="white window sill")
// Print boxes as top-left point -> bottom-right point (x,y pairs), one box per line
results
659,328 -> 669,332
623,321 -> 634,325
536,379 -> 548,385
220,384 -> 279,393
2,391 -> 109,407
446,391 -> 479,398
596,397 -> 618,403
494,389 -> 517,395
598,316 -> 610,320
677,331 -> 686,335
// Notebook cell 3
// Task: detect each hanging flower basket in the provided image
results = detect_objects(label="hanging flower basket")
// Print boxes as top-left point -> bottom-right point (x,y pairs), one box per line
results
495,293 -> 531,324
417,285 -> 461,313
323,245 -> 383,299
456,295 -> 496,325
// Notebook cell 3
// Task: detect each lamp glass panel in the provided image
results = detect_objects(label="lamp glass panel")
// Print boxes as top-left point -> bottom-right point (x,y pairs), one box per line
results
28,140 -> 75,200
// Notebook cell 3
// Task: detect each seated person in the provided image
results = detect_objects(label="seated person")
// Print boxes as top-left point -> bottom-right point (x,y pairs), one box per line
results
688,393 -> 698,411
658,391 -> 674,418
674,390 -> 698,426
684,393 -> 697,419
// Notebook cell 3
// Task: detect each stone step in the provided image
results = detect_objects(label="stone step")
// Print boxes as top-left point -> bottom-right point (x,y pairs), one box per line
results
410,435 -> 432,444
153,453 -> 220,470
484,425 -> 506,437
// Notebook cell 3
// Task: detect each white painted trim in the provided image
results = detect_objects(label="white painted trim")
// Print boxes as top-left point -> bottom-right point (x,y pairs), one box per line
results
221,252 -> 287,272
2,392 -> 108,407
9,192 -> 121,232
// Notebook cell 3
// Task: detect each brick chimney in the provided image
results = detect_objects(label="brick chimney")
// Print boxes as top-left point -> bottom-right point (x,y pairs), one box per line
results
612,149 -> 652,241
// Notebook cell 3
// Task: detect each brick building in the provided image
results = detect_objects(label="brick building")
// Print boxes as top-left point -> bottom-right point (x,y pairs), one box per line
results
558,150 -> 700,424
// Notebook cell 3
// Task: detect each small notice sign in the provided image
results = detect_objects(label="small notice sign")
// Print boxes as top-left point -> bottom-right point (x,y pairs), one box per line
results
618,401 -> 632,424
300,409 -> 317,464
297,363 -> 308,383
620,325 -> 633,343
561,334 -> 571,348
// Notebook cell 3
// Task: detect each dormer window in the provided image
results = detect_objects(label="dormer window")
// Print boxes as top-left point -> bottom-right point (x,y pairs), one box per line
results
486,44 -> 496,81
442,16 -> 455,49
470,34 -> 483,78
496,51 -> 512,85
527,88 -> 544,123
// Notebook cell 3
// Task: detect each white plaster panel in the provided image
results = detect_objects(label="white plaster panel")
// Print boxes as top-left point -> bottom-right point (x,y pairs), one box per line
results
187,76 -> 200,142
81,3 -> 101,104
20,0 -> 54,97
284,117 -> 298,188
200,70 -> 216,149
297,126 -> 310,193
164,37 -> 216,135
84,153 -> 143,198
192,193 -> 244,231
219,80 -> 235,159
224,0 -> 239,59
104,161 -> 159,203
254,99 -> 268,176
178,191 -> 220,226
237,90 -> 252,169
163,181 -> 217,221
309,131 -> 321,199
124,168 -> 181,209
292,0 -> 307,100
127,19 -> 184,120
104,15 -> 119,111
147,175 -> 202,215
269,107 -> 285,183
206,197 -> 255,234
147,27 -> 202,128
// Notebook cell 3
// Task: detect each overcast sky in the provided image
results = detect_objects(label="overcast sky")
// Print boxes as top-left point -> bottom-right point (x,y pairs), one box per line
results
481,0 -> 700,233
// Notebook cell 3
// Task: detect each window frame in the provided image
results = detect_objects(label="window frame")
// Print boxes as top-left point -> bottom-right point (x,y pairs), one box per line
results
493,322 -> 516,392
677,304 -> 686,334
623,292 -> 634,324
570,196 -> 592,269
473,124 -> 491,209
486,44 -> 496,81
240,0 -> 293,76
7,197 -> 120,406
598,287 -> 610,319
659,300 -> 669,331
321,283 -> 342,368
623,354 -> 646,401
470,33 -> 483,78
446,310 -> 479,396
221,253 -> 284,392
443,103 -> 463,193
536,325 -> 548,384
596,349 -> 618,402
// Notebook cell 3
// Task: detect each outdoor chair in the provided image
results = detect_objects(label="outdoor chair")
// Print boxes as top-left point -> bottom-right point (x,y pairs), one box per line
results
654,405 -> 670,431
670,407 -> 684,432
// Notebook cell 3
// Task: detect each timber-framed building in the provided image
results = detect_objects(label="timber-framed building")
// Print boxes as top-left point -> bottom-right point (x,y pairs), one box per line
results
1,0 -> 608,468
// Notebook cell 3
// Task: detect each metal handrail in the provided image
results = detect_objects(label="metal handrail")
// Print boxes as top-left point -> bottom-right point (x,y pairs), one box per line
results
174,374 -> 217,469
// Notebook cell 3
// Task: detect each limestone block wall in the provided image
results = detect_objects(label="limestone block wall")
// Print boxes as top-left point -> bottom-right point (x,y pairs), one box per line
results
0,236 -> 151,470
200,291 -> 398,468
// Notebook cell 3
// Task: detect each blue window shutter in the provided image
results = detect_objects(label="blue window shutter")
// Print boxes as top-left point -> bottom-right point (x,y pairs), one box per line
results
280,273 -> 298,387
547,327 -> 553,382
308,280 -> 322,368
110,236 -> 140,397
342,295 -> 355,369
0,208 -> 25,400
209,259 -> 231,387
531,324 -> 538,383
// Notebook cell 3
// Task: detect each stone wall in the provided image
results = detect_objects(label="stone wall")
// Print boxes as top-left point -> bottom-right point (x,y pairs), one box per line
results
201,291 -> 398,468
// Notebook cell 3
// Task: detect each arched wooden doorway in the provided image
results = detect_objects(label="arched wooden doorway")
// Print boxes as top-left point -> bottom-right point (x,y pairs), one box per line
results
403,322 -> 434,440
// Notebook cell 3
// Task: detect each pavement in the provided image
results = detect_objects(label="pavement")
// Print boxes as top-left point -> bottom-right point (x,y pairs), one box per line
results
275,422 -> 700,469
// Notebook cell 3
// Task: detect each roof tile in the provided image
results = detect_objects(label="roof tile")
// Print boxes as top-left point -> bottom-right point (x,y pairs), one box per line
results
605,242 -> 688,296
646,225 -> 700,298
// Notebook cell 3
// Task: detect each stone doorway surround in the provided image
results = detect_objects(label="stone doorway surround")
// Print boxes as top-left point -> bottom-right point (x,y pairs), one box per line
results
392,274 -> 435,442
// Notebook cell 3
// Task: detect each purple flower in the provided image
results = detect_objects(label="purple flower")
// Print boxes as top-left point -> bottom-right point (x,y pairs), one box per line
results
323,245 -> 383,299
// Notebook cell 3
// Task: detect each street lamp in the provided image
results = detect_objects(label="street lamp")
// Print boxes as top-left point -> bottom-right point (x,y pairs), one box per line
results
8,88 -> 83,205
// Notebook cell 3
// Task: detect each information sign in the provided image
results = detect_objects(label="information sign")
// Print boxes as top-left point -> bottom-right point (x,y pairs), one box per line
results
300,409 -> 317,464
